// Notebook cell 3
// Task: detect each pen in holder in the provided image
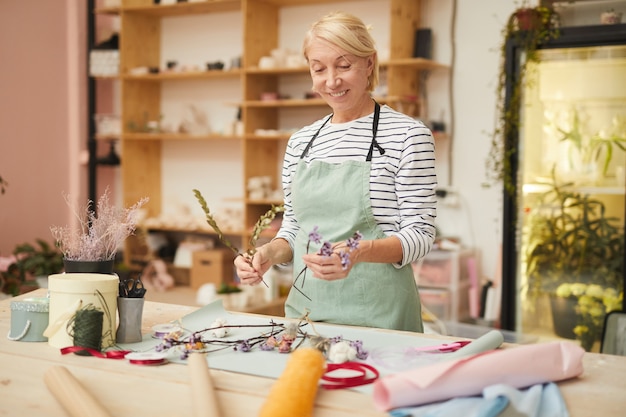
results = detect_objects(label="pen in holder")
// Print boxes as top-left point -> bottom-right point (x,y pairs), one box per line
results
116,276 -> 146,344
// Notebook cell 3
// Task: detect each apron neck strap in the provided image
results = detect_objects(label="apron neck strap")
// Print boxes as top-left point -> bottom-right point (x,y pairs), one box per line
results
366,102 -> 384,161
300,101 -> 383,160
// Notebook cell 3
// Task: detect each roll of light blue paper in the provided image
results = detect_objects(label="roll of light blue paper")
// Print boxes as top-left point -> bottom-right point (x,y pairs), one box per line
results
445,330 -> 504,359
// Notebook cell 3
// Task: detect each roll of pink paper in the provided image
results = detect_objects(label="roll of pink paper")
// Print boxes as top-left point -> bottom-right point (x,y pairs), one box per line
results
372,341 -> 584,411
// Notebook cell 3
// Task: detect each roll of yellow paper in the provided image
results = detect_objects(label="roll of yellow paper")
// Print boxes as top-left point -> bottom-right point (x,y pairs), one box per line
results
44,366 -> 113,417
188,353 -> 223,417
258,348 -> 326,417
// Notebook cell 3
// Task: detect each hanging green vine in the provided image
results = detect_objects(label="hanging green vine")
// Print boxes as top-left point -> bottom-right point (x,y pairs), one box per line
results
485,5 -> 560,194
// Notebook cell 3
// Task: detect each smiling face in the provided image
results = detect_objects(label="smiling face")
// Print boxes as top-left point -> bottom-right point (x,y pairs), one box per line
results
306,37 -> 375,122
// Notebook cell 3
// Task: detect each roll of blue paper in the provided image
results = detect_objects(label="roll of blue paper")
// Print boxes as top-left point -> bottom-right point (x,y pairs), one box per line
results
445,330 -> 505,359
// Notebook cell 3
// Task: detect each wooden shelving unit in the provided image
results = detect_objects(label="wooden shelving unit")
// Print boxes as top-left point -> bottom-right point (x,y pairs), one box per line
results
92,0 -> 448,268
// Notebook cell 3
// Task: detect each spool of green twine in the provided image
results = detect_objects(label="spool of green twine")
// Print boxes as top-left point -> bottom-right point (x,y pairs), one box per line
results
70,306 -> 104,356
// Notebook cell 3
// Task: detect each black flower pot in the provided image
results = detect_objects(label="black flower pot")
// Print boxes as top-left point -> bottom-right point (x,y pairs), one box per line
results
63,259 -> 115,274
550,296 -> 578,339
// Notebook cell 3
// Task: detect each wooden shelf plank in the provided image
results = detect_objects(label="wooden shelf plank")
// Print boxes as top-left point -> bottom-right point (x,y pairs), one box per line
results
242,94 -> 429,108
245,198 -> 284,206
122,0 -> 241,16
94,7 -> 120,15
244,58 -> 448,75
245,133 -> 292,141
385,57 -> 449,70
122,69 -> 242,81
245,66 -> 309,75
258,0 -> 364,6
144,225 -> 246,236
245,98 -> 328,107
95,133 -> 121,141
123,132 -> 241,141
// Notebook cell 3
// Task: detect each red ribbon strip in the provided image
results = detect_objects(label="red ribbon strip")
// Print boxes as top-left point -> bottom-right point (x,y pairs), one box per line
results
321,362 -> 380,390
60,346 -> 130,359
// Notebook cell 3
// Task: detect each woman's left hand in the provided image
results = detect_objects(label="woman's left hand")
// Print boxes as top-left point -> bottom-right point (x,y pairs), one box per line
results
302,243 -> 357,281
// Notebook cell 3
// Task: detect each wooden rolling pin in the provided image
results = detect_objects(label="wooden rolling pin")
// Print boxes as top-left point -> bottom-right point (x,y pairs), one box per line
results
188,353 -> 223,417
44,366 -> 113,417
258,348 -> 326,417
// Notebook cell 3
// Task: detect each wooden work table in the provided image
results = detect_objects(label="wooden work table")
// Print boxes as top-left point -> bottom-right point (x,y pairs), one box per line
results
1,289 -> 625,416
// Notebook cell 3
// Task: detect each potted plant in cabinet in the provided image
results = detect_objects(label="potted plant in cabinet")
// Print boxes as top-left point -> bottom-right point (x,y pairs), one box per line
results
545,107 -> 626,186
524,171 -> 624,350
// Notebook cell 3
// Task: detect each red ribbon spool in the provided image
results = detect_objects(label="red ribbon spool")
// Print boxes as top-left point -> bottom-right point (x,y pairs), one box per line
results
124,352 -> 168,366
321,362 -> 380,390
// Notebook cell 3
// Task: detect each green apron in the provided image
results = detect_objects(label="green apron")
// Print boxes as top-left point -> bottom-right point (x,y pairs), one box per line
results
285,103 -> 423,332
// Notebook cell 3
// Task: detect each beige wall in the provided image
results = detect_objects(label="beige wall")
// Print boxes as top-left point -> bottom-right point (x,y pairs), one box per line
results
0,0 -> 87,255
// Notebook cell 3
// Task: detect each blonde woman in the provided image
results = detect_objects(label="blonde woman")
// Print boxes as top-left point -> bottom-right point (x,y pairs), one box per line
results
235,11 -> 437,332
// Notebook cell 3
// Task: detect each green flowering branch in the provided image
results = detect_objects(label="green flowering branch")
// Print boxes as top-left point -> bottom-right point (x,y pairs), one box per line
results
249,204 -> 285,253
193,189 -> 285,288
193,189 -> 242,256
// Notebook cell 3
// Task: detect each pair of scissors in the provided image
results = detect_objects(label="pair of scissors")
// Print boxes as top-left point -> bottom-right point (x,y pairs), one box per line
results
119,277 -> 146,298
412,340 -> 472,353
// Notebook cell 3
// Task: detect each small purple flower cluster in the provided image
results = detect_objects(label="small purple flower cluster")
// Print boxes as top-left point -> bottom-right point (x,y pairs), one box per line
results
235,340 -> 252,352
293,228 -> 363,300
349,339 -> 368,360
308,227 -> 364,270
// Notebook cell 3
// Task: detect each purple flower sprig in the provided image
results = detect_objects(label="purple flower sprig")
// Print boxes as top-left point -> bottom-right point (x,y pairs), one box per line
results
293,227 -> 363,300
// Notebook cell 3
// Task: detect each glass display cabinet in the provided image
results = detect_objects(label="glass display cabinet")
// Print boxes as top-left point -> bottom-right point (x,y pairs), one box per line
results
501,24 -> 626,352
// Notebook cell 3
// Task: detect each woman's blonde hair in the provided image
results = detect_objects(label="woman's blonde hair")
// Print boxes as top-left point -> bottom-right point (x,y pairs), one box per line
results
303,11 -> 379,92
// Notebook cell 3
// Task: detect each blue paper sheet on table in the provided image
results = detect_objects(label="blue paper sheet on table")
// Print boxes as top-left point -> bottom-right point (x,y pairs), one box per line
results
118,298 -> 450,394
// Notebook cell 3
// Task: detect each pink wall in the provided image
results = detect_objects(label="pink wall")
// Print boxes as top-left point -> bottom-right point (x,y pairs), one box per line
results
0,0 -> 87,255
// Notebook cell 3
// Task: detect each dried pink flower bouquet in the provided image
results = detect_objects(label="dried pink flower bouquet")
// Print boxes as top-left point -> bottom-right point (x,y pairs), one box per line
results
50,189 -> 148,261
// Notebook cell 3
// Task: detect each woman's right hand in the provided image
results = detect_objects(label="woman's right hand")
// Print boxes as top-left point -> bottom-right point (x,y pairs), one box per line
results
234,239 -> 293,286
234,248 -> 271,286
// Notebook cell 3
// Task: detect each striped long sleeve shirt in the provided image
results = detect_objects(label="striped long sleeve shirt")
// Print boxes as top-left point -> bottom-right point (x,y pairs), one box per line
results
275,104 -> 437,267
